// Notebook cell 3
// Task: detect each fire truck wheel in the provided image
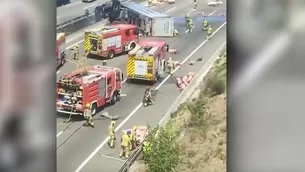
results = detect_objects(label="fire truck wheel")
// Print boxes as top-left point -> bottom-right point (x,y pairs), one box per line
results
130,43 -> 136,50
107,50 -> 115,59
110,92 -> 118,105
91,103 -> 97,115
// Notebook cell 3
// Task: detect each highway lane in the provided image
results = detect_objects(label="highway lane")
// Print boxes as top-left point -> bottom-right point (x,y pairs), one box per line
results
56,0 -> 177,137
57,0 -> 107,25
80,24 -> 226,172
56,0 -> 219,135
56,1 -> 226,172
56,0 -> 191,141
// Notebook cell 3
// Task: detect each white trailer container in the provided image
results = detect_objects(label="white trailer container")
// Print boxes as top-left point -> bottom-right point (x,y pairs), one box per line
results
120,1 -> 175,37
152,17 -> 174,37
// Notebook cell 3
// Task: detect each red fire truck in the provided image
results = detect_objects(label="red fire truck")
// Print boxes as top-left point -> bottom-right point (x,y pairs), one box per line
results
127,40 -> 168,83
84,24 -> 139,59
56,65 -> 123,115
56,33 -> 66,68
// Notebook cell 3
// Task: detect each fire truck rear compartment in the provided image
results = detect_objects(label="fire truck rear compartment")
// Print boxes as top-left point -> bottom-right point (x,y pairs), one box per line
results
90,38 -> 98,51
57,85 -> 83,110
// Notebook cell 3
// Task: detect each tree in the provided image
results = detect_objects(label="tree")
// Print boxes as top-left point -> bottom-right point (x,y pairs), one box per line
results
144,123 -> 180,172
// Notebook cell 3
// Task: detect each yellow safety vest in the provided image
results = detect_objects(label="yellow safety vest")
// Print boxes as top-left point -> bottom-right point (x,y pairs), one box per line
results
108,125 -> 115,136
121,134 -> 130,147
84,109 -> 91,118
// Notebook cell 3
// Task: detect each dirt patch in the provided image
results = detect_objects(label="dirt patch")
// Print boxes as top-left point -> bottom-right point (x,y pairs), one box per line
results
178,94 -> 226,172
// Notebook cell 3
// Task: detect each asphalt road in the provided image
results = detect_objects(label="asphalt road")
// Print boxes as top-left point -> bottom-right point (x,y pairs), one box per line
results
57,0 -> 107,25
56,0 -> 226,171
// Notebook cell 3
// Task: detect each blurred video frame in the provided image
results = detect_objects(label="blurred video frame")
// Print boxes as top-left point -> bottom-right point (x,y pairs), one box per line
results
230,0 -> 305,172
0,0 -> 55,172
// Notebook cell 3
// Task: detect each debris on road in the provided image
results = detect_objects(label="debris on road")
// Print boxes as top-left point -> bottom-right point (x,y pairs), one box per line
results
207,0 -> 223,7
176,72 -> 196,91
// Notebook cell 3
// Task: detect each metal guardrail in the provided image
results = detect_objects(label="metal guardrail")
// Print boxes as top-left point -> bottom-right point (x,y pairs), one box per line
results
117,125 -> 159,172
56,13 -> 94,30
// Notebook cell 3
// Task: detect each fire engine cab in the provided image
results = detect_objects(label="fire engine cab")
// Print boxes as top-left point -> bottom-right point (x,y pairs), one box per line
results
84,24 -> 139,59
56,33 -> 66,68
127,40 -> 169,83
56,65 -> 123,115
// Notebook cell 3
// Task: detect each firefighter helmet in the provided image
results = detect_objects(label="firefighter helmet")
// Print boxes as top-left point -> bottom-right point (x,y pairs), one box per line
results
127,130 -> 131,135
86,103 -> 90,108
111,121 -> 116,126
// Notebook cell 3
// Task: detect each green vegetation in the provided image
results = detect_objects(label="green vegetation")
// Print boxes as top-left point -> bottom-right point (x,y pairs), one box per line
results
144,122 -> 181,172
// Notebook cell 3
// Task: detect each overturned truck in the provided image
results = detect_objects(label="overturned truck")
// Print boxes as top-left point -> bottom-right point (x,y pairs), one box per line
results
95,0 -> 174,37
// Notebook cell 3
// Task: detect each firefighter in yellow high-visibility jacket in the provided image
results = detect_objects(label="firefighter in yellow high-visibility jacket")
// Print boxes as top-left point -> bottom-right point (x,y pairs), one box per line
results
206,25 -> 213,40
119,130 -> 131,158
108,121 -> 116,148
129,126 -> 137,150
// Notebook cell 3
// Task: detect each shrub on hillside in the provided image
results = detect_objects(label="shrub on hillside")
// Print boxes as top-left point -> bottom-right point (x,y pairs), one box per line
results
144,122 -> 181,172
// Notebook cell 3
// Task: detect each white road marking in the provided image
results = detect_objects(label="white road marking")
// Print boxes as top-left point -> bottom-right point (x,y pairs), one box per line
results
187,8 -> 196,15
74,21 -> 227,172
120,94 -> 127,97
184,10 -> 216,34
57,71 -> 61,74
66,40 -> 84,50
57,131 -> 63,137
165,7 -> 177,13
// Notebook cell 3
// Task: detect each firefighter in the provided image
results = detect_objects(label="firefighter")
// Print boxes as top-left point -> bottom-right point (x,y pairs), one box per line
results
73,45 -> 79,60
143,86 -> 154,107
130,126 -> 137,150
193,1 -> 197,9
119,130 -> 131,159
126,129 -> 133,150
173,29 -> 179,36
108,121 -> 116,148
185,13 -> 190,26
85,9 -> 89,17
202,19 -> 209,31
166,57 -> 174,74
83,103 -> 94,127
102,60 -> 107,66
187,19 -> 193,33
206,25 -> 213,40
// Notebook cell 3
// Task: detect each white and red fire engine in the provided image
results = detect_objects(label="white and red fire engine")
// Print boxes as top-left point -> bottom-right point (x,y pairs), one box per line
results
84,24 -> 139,59
56,33 -> 66,68
127,40 -> 168,83
56,65 -> 123,115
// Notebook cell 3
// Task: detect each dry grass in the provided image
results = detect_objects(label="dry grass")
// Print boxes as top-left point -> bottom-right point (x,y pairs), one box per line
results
177,94 -> 227,172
